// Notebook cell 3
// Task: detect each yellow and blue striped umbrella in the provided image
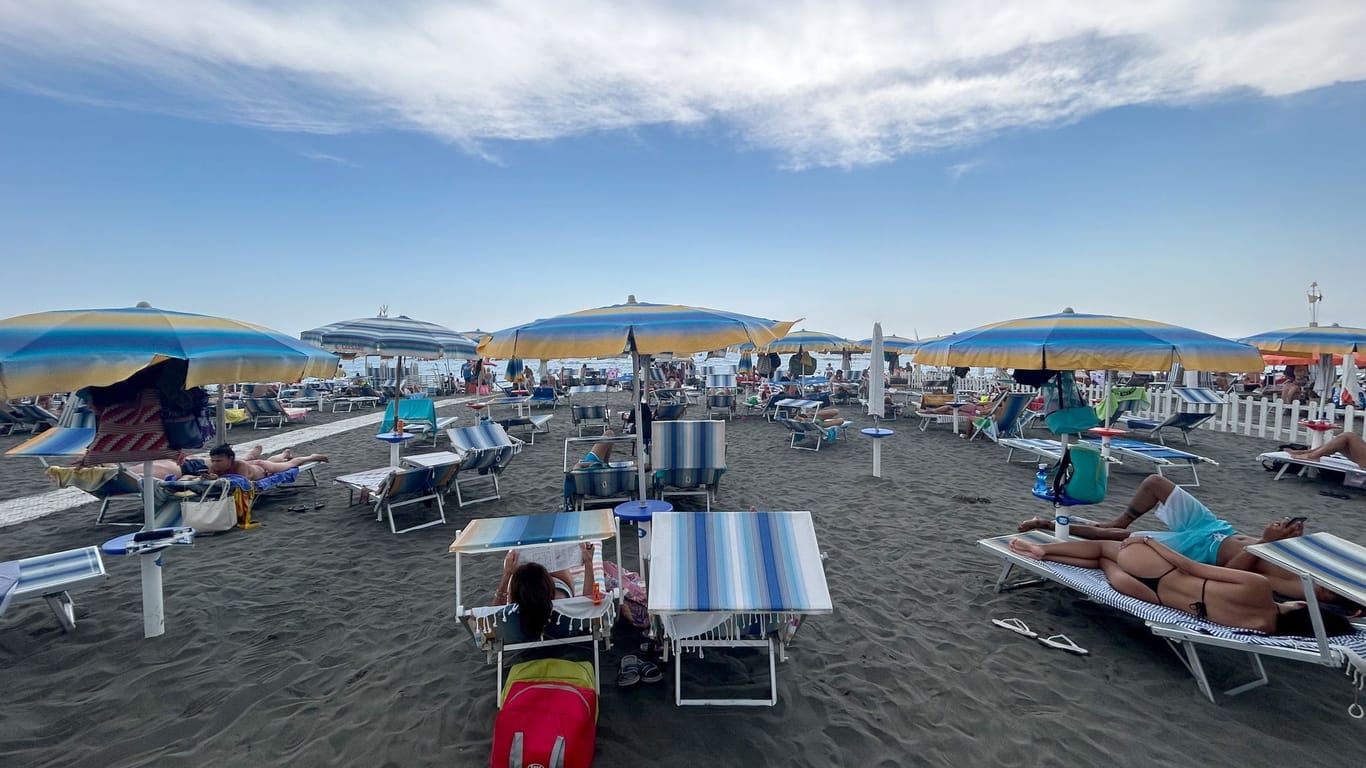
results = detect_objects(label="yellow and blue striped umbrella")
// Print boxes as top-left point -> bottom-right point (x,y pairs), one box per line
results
913,309 -> 1264,372
0,305 -> 340,400
477,298 -> 797,359
1238,324 -> 1366,357
760,330 -> 859,354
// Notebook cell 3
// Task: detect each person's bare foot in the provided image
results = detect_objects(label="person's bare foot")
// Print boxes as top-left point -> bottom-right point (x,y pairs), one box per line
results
1017,517 -> 1054,533
1009,539 -> 1046,560
245,445 -> 264,460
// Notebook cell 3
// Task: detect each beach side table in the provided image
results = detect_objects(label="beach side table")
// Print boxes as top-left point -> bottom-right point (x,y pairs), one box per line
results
1087,426 -> 1127,461
614,499 -> 672,585
466,401 -> 490,421
860,427 -> 894,477
947,402 -> 969,435
402,450 -> 462,469
1298,420 -> 1337,449
375,431 -> 417,467
102,527 -> 195,639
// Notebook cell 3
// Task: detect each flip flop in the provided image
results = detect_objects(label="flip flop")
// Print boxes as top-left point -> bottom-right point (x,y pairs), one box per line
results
638,659 -> 663,684
617,654 -> 642,687
1038,634 -> 1089,656
991,617 -> 1038,639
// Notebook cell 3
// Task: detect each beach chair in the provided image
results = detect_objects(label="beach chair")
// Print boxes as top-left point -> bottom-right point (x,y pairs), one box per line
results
969,392 -> 1036,443
650,388 -> 689,421
380,398 -> 456,446
915,392 -> 968,432
978,530 -> 1366,703
650,420 -> 727,510
564,435 -> 640,510
529,385 -> 561,409
1119,387 -> 1224,445
1081,437 -> 1217,487
445,422 -> 521,507
776,404 -> 852,452
3,546 -> 108,632
649,510 -> 832,706
488,397 -> 554,445
9,402 -> 62,434
704,373 -> 737,421
449,510 -> 618,701
1256,450 -> 1366,487
568,385 -> 612,437
334,464 -> 453,534
243,398 -> 307,429
0,406 -> 27,435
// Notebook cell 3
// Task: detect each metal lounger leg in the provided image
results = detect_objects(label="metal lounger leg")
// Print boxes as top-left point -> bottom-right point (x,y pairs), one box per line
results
44,591 -> 77,631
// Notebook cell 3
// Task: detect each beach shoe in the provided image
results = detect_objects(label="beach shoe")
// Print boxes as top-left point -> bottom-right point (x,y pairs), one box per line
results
638,659 -> 663,684
1038,634 -> 1089,656
991,617 -> 1037,639
617,655 -> 643,687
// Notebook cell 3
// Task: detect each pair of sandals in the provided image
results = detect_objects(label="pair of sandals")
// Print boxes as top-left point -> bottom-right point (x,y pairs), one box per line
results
285,502 -> 327,513
617,654 -> 663,686
992,617 -> 1089,656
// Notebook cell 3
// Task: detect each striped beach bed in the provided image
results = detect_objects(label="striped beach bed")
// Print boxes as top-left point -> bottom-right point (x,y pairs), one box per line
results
650,510 -> 832,706
980,531 -> 1366,702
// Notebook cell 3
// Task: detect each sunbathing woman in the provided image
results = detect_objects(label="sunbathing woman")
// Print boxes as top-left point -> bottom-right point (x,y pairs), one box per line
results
1008,536 -> 1354,636
493,544 -> 596,640
1286,432 -> 1366,467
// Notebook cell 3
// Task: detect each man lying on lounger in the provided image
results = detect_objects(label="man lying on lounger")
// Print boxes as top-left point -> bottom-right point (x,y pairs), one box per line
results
202,444 -> 328,482
1017,474 -> 1355,608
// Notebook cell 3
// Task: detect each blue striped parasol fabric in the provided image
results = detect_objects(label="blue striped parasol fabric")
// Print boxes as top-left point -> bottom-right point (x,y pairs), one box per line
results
760,330 -> 860,354
0,305 -> 340,400
912,310 -> 1264,372
301,315 -> 478,359
1238,324 -> 1366,358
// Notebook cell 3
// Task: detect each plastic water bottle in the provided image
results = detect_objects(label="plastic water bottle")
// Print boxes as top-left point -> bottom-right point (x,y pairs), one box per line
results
1033,464 -> 1049,495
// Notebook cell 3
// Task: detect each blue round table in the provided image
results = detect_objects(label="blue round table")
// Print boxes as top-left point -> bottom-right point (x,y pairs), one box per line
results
614,499 -> 672,580
860,428 -> 894,477
376,431 -> 417,467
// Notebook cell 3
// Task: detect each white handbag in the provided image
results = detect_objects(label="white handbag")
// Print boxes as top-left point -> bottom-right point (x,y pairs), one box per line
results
180,479 -> 237,532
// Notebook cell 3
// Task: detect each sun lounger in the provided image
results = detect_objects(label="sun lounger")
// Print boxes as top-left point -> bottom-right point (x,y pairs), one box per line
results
449,509 -> 618,701
649,510 -> 832,706
3,546 -> 108,631
1079,437 -> 1216,486
529,385 -> 561,409
650,420 -> 726,510
8,402 -> 62,434
564,435 -> 640,510
969,392 -> 1036,443
979,530 -> 1366,703
334,463 -> 456,534
568,385 -> 611,436
445,422 -> 521,507
1119,387 -> 1224,445
486,397 -> 553,444
704,373 -> 737,421
1257,450 -> 1366,486
242,398 -> 308,429
776,413 -> 851,451
380,398 -> 456,446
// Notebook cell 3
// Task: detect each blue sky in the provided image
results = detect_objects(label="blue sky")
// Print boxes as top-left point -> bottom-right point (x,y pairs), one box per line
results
2,2 -> 1364,344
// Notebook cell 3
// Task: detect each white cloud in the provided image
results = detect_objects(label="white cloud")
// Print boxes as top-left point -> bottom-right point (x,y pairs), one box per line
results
0,0 -> 1362,167
946,159 -> 983,181
299,150 -> 357,167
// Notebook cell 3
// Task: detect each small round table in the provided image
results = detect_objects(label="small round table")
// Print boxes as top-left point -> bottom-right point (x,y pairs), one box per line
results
947,402 -> 969,435
860,427 -> 894,477
613,499 -> 672,583
102,527 -> 196,639
375,431 -> 417,467
466,402 -> 490,421
1298,420 -> 1337,450
1087,426 -> 1127,461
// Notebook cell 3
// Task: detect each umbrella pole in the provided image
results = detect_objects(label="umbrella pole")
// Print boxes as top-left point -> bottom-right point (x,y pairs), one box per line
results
216,382 -> 227,446
141,460 -> 165,638
634,351 -> 647,503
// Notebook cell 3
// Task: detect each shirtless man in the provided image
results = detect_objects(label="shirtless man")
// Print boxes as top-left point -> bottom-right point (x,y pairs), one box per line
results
1017,474 -> 1332,603
206,443 -> 327,482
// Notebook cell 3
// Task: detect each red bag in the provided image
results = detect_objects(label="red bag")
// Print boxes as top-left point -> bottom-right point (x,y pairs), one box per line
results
492,681 -> 597,768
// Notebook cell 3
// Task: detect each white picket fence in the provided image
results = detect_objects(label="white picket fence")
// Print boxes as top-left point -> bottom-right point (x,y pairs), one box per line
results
907,371 -> 1364,444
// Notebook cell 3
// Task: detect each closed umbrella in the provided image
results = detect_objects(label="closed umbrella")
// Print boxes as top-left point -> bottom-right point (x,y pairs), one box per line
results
868,324 -> 885,419
0,303 -> 340,638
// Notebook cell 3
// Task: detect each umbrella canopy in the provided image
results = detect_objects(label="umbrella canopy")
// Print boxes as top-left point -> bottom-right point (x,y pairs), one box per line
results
1262,353 -> 1343,366
0,305 -> 339,400
478,299 -> 797,359
301,314 -> 478,359
761,330 -> 859,355
1238,324 -> 1366,358
855,334 -> 919,354
479,297 -> 797,501
913,309 -> 1264,372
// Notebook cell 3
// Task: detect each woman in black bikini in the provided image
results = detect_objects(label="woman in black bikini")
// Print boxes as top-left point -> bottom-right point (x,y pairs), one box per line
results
1008,537 -> 1354,636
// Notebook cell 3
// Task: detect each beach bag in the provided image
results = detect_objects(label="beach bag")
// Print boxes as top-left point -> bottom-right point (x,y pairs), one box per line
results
179,479 -> 237,532
493,660 -> 597,768
1044,406 -> 1100,435
1052,443 -> 1107,504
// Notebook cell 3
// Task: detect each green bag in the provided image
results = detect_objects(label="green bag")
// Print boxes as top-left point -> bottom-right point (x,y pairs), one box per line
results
1045,406 -> 1100,435
1056,443 -> 1107,503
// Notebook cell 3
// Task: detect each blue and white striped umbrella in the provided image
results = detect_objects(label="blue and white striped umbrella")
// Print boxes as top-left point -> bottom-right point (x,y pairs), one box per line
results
1238,324 -> 1366,357
301,314 -> 478,359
